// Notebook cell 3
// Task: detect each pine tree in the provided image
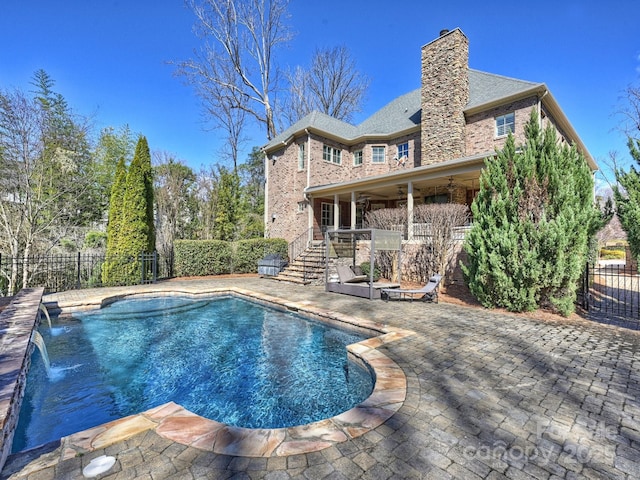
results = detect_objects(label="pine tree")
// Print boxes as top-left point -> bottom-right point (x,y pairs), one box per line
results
614,137 -> 640,262
463,110 -> 599,316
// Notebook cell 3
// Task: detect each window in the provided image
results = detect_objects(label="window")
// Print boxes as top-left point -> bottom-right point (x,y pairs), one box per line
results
323,145 -> 342,164
353,150 -> 363,166
496,112 -> 515,137
298,143 -> 305,170
397,142 -> 409,160
372,146 -> 386,163
321,202 -> 334,230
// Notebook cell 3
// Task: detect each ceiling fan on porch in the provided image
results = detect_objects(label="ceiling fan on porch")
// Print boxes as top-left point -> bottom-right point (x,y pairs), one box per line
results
356,193 -> 371,204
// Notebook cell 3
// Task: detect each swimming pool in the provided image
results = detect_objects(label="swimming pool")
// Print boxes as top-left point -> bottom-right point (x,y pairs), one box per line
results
13,295 -> 374,453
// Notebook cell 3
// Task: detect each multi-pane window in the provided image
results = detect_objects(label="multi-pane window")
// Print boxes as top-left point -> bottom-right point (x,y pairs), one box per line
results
496,112 -> 515,137
298,143 -> 305,170
353,150 -> 363,166
323,145 -> 342,164
321,202 -> 334,230
397,142 -> 409,159
372,146 -> 386,163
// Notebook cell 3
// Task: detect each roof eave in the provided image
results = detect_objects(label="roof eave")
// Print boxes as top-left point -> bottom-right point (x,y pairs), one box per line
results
263,125 -> 421,153
541,90 -> 598,171
464,83 -> 547,116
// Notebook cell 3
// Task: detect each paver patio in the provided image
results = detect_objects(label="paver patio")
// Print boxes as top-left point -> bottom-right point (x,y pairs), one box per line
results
2,276 -> 640,479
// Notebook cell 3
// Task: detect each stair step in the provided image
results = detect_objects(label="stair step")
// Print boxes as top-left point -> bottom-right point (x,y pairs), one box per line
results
270,277 -> 311,285
274,242 -> 327,286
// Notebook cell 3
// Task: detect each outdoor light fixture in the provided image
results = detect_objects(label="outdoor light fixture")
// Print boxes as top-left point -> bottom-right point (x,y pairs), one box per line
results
446,176 -> 455,193
271,213 -> 277,221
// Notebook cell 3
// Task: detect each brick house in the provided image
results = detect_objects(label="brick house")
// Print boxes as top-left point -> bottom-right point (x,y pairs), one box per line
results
262,28 -> 598,247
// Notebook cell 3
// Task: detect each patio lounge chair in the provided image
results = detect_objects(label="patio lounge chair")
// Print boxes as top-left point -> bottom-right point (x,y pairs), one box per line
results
335,265 -> 368,283
381,274 -> 442,303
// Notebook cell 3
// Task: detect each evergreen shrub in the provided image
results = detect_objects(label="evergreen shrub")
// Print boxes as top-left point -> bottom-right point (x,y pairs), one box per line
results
462,110 -> 599,316
233,238 -> 288,273
359,261 -> 381,281
174,240 -> 233,276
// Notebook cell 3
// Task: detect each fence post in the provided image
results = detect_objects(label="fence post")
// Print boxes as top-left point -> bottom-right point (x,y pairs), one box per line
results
582,263 -> 589,312
77,252 -> 81,290
153,251 -> 158,283
140,252 -> 145,285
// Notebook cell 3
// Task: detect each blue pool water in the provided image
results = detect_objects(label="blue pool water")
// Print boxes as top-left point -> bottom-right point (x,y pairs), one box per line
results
13,296 -> 374,453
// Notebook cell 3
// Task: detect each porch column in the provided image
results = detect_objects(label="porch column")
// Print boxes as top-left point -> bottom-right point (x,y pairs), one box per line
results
307,195 -> 314,237
407,182 -> 414,240
334,194 -> 340,230
350,192 -> 357,230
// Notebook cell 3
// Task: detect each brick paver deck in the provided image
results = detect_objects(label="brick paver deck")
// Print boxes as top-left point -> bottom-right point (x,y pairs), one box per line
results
2,277 -> 640,479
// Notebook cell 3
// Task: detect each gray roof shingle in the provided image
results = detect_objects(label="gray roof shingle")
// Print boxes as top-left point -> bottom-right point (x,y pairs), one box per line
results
264,69 -> 542,150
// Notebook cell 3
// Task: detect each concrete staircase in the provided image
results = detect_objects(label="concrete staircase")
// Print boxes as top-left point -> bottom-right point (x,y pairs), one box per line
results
272,242 -> 326,285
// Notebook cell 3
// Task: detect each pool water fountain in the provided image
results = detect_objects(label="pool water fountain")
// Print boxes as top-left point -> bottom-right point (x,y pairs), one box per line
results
29,331 -> 50,375
39,303 -> 51,329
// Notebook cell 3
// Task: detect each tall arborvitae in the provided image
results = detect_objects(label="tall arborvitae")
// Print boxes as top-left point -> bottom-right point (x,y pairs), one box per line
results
120,136 -> 155,253
213,166 -> 240,241
111,136 -> 155,283
614,137 -> 640,262
105,157 -> 127,253
463,110 -> 599,316
101,157 -> 128,284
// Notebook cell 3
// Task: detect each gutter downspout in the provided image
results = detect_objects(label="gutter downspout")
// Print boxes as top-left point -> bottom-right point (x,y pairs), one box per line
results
305,129 -> 313,234
262,148 -> 269,238
538,90 -> 548,128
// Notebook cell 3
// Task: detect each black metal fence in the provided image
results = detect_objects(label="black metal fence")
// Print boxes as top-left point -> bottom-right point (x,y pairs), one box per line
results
0,251 -> 173,296
581,262 -> 640,329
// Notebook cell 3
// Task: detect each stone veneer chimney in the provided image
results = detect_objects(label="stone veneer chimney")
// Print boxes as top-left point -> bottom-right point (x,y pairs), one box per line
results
421,28 -> 469,165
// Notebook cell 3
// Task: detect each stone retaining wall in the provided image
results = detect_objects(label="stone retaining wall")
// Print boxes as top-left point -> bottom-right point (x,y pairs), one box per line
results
0,288 -> 45,471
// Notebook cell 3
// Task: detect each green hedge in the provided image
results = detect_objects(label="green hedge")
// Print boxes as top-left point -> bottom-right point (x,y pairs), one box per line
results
233,238 -> 288,273
174,238 -> 288,277
600,248 -> 626,260
174,240 -> 233,276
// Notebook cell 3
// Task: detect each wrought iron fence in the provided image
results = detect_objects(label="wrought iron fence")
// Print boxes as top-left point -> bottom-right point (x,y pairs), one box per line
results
581,261 -> 640,329
0,251 -> 173,296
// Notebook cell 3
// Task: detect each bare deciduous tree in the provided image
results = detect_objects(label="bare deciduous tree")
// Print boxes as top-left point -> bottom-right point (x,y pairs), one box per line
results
363,207 -> 406,279
364,204 -> 469,282
414,203 -> 469,278
180,0 -> 293,141
283,45 -> 369,124
0,77 -> 94,294
153,151 -> 199,266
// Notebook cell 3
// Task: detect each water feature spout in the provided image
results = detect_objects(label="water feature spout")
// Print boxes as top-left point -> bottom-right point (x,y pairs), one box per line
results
39,303 -> 51,329
30,331 -> 51,375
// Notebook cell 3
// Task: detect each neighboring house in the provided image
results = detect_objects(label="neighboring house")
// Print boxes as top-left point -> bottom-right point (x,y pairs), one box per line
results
263,28 -> 598,246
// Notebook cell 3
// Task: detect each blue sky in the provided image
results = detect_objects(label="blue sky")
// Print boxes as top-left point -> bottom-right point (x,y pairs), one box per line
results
1,1 -> 639,186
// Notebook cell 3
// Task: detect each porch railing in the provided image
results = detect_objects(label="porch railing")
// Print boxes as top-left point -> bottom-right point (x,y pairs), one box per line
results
289,227 -> 314,262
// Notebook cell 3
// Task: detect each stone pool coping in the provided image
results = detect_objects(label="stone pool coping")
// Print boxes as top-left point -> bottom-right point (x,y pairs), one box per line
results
0,288 -> 45,472
39,286 -> 415,459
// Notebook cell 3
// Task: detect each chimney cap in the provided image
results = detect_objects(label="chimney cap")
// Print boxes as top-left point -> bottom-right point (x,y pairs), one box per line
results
439,29 -> 450,36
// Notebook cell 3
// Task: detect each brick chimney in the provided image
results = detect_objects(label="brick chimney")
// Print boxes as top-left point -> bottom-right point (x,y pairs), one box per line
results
421,28 -> 469,165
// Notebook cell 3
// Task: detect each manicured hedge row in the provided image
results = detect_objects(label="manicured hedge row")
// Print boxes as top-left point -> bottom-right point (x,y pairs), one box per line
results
599,248 -> 626,260
232,238 -> 288,273
174,238 -> 288,277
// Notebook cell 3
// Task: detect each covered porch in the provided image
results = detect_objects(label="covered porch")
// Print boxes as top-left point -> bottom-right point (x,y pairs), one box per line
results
304,153 -> 485,241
